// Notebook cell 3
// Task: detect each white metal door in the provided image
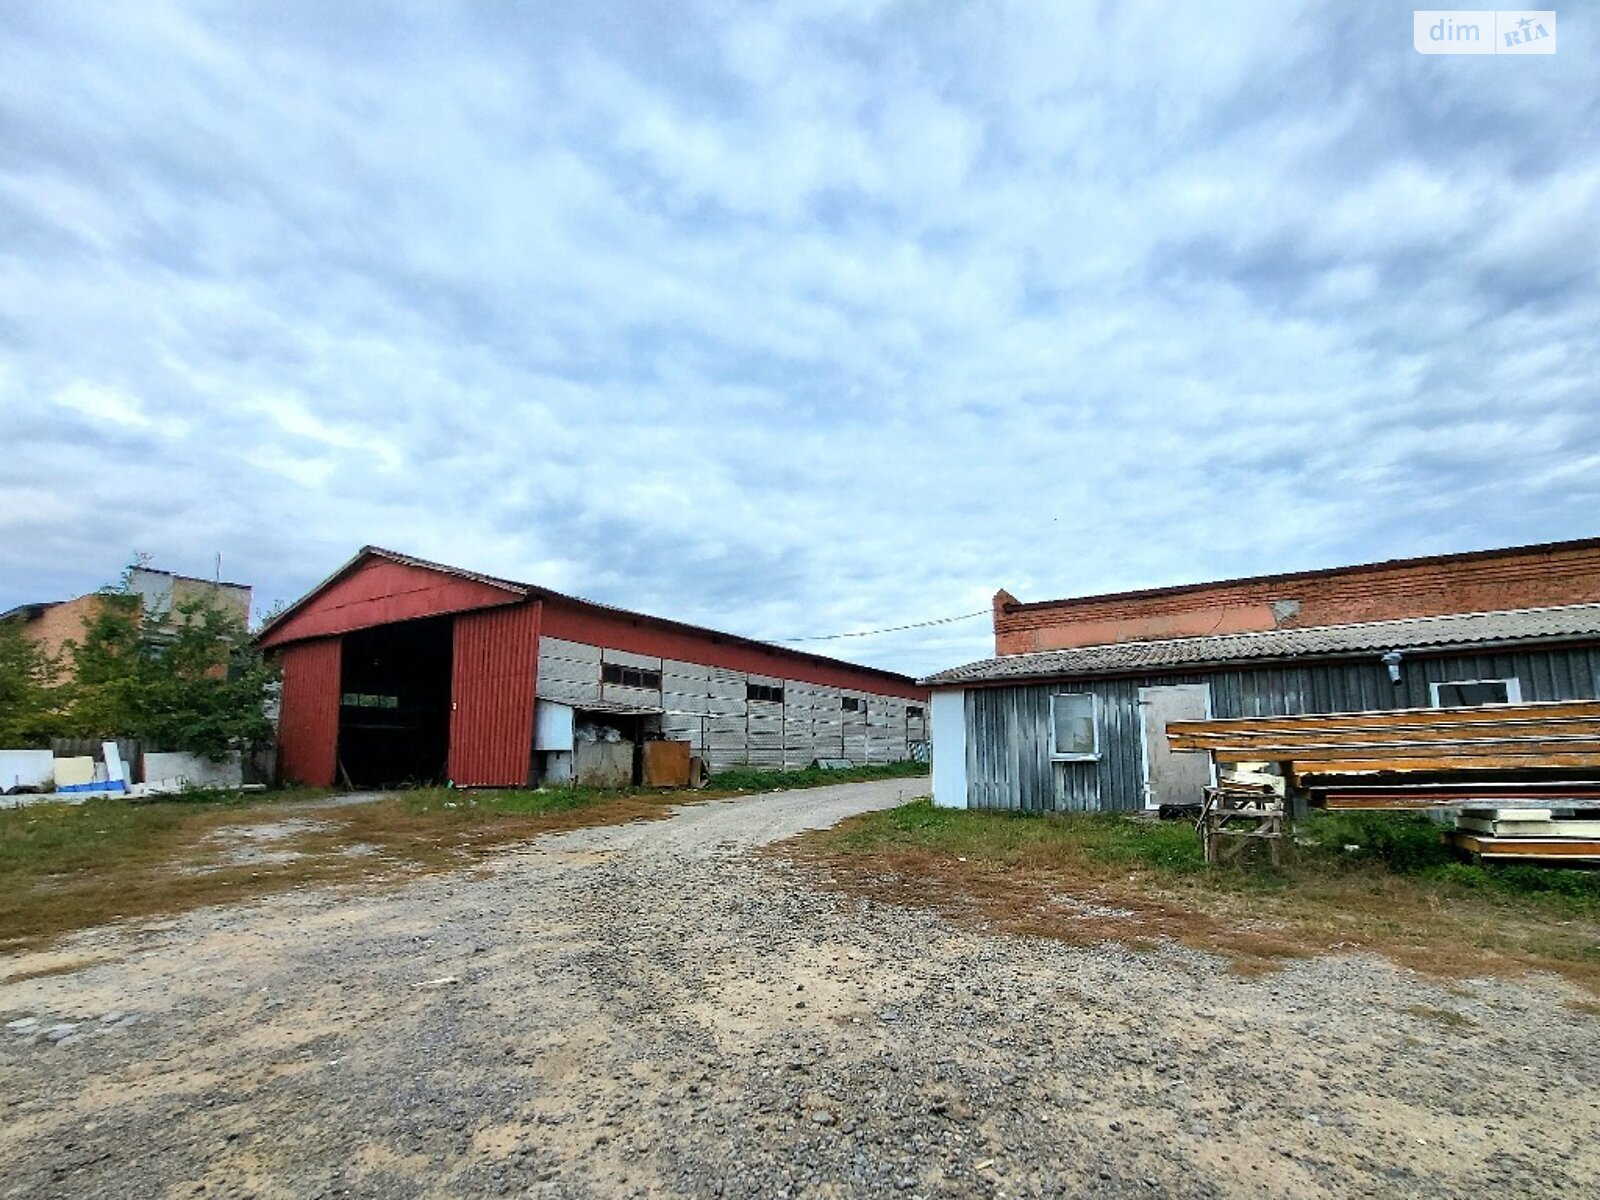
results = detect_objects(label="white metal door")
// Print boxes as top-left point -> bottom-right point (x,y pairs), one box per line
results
1138,684 -> 1213,809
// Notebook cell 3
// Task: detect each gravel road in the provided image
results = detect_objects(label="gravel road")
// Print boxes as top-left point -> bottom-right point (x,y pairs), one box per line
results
3,779 -> 1599,1199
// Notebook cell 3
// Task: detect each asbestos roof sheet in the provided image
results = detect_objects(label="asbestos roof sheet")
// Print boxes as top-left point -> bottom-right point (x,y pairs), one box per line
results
0,602 -> 58,622
921,603 -> 1600,687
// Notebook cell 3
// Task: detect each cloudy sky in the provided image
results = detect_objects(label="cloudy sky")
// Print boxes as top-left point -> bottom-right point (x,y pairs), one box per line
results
0,2 -> 1595,675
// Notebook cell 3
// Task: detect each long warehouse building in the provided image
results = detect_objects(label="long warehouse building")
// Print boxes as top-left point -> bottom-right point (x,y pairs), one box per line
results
258,547 -> 929,788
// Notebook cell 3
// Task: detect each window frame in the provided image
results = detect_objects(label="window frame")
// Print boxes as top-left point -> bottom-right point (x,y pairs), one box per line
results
746,682 -> 785,704
601,662 -> 662,691
1428,677 -> 1523,708
340,692 -> 400,710
1049,692 -> 1101,762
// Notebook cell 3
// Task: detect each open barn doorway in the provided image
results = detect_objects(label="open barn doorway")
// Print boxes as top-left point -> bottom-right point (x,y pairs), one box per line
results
338,616 -> 453,787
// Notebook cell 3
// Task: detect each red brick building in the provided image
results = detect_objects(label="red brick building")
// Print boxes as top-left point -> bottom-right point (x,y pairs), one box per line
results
2,568 -> 252,678
993,537 -> 1600,655
924,537 -> 1600,814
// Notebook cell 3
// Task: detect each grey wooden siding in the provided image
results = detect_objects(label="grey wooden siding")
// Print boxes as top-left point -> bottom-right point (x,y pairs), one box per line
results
963,645 -> 1600,813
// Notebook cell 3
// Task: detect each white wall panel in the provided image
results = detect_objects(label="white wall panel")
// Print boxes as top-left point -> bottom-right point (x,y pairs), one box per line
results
541,637 -> 601,664
601,647 -> 663,671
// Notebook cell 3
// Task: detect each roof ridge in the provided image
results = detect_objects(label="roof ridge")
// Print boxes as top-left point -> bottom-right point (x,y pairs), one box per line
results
1000,535 -> 1600,613
998,600 -> 1600,663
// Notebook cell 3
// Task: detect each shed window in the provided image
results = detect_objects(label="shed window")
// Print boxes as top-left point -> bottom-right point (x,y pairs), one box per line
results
747,682 -> 785,704
341,693 -> 399,709
602,663 -> 662,690
1430,678 -> 1522,707
841,697 -> 861,712
906,705 -> 924,719
1050,693 -> 1099,760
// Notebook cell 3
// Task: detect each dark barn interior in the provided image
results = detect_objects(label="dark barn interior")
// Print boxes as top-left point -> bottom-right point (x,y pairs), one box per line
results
338,616 -> 453,786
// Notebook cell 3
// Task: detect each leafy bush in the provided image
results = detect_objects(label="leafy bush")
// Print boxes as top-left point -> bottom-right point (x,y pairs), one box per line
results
1297,811 -> 1455,873
0,620 -> 67,746
1298,812 -> 1600,904
1419,860 -> 1600,903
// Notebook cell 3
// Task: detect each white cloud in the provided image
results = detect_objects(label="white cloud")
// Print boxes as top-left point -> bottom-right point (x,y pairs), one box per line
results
51,382 -> 190,438
0,0 -> 1595,672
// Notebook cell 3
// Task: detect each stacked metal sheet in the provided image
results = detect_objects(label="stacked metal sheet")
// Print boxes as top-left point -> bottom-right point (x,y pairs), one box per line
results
1449,806 -> 1600,863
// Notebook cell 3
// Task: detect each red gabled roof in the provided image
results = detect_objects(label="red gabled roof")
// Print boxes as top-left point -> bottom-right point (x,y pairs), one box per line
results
257,546 -> 922,688
256,547 -> 528,649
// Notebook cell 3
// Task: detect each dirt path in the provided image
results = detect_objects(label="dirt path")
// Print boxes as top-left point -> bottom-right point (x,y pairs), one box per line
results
3,781 -> 1598,1199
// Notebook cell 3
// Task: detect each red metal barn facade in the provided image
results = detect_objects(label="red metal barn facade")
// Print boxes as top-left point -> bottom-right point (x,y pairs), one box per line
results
259,547 -> 930,788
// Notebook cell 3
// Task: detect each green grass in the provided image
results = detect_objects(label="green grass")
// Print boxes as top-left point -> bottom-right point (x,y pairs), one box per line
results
830,802 -> 1600,913
393,785 -> 663,817
0,787 -> 329,874
1295,811 -> 1600,906
706,760 -> 928,792
137,785 -> 335,808
784,800 -> 1600,989
824,801 -> 1206,872
0,784 -> 697,955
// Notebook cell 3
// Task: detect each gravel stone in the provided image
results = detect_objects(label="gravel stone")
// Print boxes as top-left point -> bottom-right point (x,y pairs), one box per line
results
1,778 -> 1597,1199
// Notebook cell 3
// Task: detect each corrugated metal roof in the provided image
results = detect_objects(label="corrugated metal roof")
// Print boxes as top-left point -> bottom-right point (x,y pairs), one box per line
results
921,603 -> 1600,687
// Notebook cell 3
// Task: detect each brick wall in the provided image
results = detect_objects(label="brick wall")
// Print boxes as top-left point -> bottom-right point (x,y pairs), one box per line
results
995,538 -> 1600,655
19,594 -> 108,665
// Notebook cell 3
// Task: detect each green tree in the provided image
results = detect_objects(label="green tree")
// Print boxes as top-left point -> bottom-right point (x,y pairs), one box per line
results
66,587 -> 276,759
0,619 -> 66,747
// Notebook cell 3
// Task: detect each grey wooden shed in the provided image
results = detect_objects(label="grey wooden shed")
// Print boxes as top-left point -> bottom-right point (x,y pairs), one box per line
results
922,604 -> 1600,813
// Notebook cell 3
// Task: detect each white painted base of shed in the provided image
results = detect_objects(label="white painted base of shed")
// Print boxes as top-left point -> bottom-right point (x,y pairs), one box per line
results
930,690 -> 968,809
0,749 -> 55,791
141,751 -> 244,793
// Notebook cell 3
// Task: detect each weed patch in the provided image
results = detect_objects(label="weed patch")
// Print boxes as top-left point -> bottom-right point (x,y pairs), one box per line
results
707,761 -> 928,793
1403,1004 -> 1477,1030
779,801 -> 1600,991
0,784 -> 719,953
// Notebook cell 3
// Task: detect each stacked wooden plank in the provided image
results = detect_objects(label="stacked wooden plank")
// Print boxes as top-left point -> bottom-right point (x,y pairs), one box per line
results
1310,782 -> 1600,810
1167,700 -> 1600,780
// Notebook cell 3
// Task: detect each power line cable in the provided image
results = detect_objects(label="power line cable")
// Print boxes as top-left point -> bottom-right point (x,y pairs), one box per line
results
775,609 -> 989,643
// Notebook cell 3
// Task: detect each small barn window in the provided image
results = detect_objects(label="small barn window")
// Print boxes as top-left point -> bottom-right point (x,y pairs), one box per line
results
602,663 -> 662,690
906,705 -> 924,719
341,693 -> 399,709
1050,693 -> 1099,760
747,682 -> 785,704
1430,678 -> 1522,707
841,697 -> 861,712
